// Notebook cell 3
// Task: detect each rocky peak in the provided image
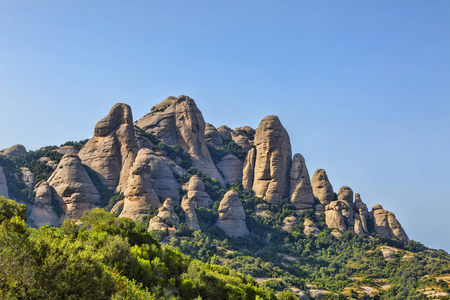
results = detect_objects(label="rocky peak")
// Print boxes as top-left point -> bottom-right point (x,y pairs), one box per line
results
204,123 -> 224,148
0,144 -> 27,159
244,115 -> 292,204
370,205 -> 409,242
217,154 -> 244,185
290,153 -> 315,211
215,190 -> 249,237
181,195 -> 200,231
217,125 -> 232,142
337,186 -> 355,225
184,175 -> 213,209
311,169 -> 335,205
231,126 -> 255,151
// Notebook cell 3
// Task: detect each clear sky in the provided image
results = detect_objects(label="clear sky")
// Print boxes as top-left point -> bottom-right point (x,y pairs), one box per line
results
1,1 -> 449,251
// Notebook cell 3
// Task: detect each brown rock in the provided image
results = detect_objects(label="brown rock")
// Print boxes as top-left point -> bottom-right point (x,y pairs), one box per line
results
337,186 -> 355,225
20,167 -> 35,189
217,154 -> 243,185
282,215 -> 298,231
303,219 -> 321,236
0,144 -> 27,159
248,115 -> 292,204
48,154 -> 101,220
217,125 -> 232,142
119,149 -> 162,221
355,193 -> 369,233
325,201 -> 347,232
78,103 -> 138,192
371,205 -> 409,242
290,154 -> 314,211
204,123 -> 223,148
181,195 -> 200,231
216,190 -> 249,237
29,181 -> 62,227
311,169 -> 335,205
231,126 -> 255,151
110,200 -> 124,215
0,166 -> 8,198
184,175 -> 213,209
354,215 -> 364,235
242,147 -> 256,190
136,96 -> 225,185
148,198 -> 180,231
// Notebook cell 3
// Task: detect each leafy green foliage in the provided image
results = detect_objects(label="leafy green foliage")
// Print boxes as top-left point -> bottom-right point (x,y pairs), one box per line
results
0,196 -> 27,223
60,139 -> 89,150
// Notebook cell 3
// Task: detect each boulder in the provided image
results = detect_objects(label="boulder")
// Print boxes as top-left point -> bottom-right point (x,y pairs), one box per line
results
255,203 -> 272,217
78,103 -> 138,192
217,154 -> 243,185
282,215 -> 298,231
48,154 -> 101,220
371,205 -> 409,242
216,190 -> 249,237
217,125 -> 232,142
20,167 -> 35,189
136,96 -> 225,186
311,169 -> 334,205
0,144 -> 27,159
119,149 -> 162,221
0,166 -> 8,198
325,201 -> 347,232
184,175 -> 213,209
148,198 -> 180,231
290,154 -> 314,211
303,219 -> 321,236
29,181 -> 61,227
231,126 -> 255,151
245,115 -> 292,204
204,123 -> 223,148
181,195 -> 200,231
337,186 -> 355,225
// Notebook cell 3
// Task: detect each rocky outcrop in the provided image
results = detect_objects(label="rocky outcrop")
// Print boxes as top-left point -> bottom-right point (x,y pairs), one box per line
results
184,175 -> 213,209
244,115 -> 292,204
355,193 -> 369,233
231,126 -> 255,151
110,200 -> 124,216
325,201 -> 347,232
337,186 -> 355,225
20,167 -> 35,189
181,195 -> 200,231
217,154 -> 243,185
371,205 -> 409,242
242,147 -> 256,190
56,146 -> 78,155
119,149 -> 162,221
0,144 -> 27,159
217,125 -> 232,142
216,190 -> 249,237
48,154 -> 101,220
311,169 -> 335,205
78,103 -> 138,192
289,154 -> 314,211
29,181 -> 61,227
255,203 -> 272,218
136,96 -> 225,185
315,204 -> 325,220
204,123 -> 223,148
148,198 -> 180,231
282,216 -> 298,231
304,219 -> 321,236
0,166 -> 9,198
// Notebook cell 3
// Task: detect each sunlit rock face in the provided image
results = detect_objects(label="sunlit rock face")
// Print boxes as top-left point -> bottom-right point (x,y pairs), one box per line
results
216,190 -> 249,237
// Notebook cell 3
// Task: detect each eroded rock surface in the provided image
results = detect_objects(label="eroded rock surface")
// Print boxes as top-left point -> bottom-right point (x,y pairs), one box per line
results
217,154 -> 243,185
290,154 -> 314,211
48,154 -> 101,220
136,96 -> 225,185
311,169 -> 334,205
0,166 -> 8,198
337,186 -> 355,225
244,115 -> 292,204
79,103 -> 138,192
231,126 -> 255,151
371,205 -> 409,242
304,219 -> 321,236
148,198 -> 180,231
204,123 -> 223,148
0,144 -> 27,159
184,175 -> 213,209
20,167 -> 35,189
325,201 -> 347,232
282,215 -> 298,231
217,125 -> 232,142
29,181 -> 61,227
181,195 -> 200,231
216,190 -> 249,237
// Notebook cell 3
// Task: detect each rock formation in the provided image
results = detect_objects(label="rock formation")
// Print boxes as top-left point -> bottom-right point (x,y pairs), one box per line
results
48,154 -> 101,220
216,190 -> 249,237
181,195 -> 200,231
148,198 -> 180,231
0,166 -> 9,198
355,193 -> 369,233
337,186 -> 355,226
244,115 -> 292,204
255,203 -> 272,217
217,125 -> 232,142
0,144 -> 27,159
20,167 -> 35,189
204,123 -> 223,148
303,219 -> 321,236
242,148 -> 256,190
282,216 -> 298,231
184,175 -> 213,209
311,169 -> 335,205
231,126 -> 255,151
371,205 -> 409,242
29,181 -> 61,227
136,96 -> 225,185
217,154 -> 243,185
78,103 -> 138,192
119,149 -> 162,221
289,154 -> 314,211
325,201 -> 347,232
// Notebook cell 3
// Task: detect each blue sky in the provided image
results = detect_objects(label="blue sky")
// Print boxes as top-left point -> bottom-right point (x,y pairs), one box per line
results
1,1 -> 449,251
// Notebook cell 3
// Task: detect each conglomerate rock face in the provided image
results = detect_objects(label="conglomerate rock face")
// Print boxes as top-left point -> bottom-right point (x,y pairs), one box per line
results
371,205 -> 409,242
231,126 -> 255,151
215,190 -> 249,237
136,96 -> 225,186
0,166 -> 8,198
48,154 -> 101,220
184,175 -> 213,209
204,123 -> 223,148
337,186 -> 355,226
29,181 -> 61,227
0,144 -> 27,159
181,195 -> 200,231
311,169 -> 335,205
148,198 -> 180,231
243,115 -> 292,205
78,103 -> 138,192
217,154 -> 243,185
289,153 -> 315,211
